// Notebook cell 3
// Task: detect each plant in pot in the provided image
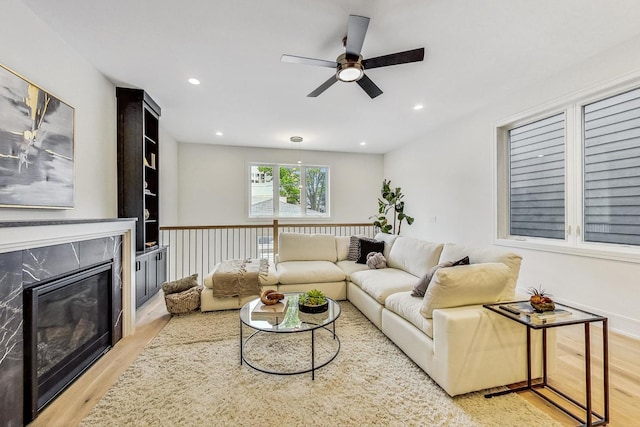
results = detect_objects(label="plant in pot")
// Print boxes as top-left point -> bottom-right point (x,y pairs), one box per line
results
528,287 -> 555,312
371,179 -> 414,235
298,289 -> 328,313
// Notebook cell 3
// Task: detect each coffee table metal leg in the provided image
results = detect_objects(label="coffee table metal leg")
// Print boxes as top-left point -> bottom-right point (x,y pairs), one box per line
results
311,328 -> 315,380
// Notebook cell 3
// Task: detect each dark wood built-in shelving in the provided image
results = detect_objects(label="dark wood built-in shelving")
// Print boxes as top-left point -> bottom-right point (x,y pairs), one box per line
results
116,88 -> 167,307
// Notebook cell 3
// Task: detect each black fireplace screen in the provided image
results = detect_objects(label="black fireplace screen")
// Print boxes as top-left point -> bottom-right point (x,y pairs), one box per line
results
24,262 -> 113,421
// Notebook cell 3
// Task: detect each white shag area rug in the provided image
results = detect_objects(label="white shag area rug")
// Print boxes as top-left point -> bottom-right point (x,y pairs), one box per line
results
81,303 -> 561,427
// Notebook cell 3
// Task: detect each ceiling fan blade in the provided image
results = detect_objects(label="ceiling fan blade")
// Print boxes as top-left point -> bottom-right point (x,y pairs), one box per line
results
281,54 -> 337,68
362,47 -> 425,70
308,75 -> 339,97
356,74 -> 383,99
345,15 -> 370,57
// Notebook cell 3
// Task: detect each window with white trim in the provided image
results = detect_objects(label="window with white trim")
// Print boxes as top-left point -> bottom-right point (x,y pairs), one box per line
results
508,113 -> 566,240
249,163 -> 329,218
498,85 -> 640,254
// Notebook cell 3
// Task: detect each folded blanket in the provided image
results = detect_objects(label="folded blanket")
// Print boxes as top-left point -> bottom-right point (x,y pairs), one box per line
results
212,258 -> 269,299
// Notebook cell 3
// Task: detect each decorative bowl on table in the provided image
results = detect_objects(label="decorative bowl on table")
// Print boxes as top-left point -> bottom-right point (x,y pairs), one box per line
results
298,289 -> 329,313
528,286 -> 555,312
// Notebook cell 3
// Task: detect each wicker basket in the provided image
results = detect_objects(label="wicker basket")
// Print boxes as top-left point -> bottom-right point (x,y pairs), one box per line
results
164,286 -> 202,315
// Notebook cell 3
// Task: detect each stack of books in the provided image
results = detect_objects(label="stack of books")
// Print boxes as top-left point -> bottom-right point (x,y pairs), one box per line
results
528,308 -> 572,324
251,299 -> 290,320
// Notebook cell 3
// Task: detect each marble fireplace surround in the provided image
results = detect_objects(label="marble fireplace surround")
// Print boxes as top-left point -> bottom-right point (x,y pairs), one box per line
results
0,218 -> 137,334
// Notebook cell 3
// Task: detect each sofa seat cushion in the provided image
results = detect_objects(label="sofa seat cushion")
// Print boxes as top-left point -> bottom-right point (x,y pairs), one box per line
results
203,263 -> 278,289
350,268 -> 418,304
336,260 -> 369,280
276,260 -> 345,284
420,263 -> 511,318
384,291 -> 434,338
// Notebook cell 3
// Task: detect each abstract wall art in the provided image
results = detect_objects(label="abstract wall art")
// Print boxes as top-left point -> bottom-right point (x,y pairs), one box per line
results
0,64 -> 74,208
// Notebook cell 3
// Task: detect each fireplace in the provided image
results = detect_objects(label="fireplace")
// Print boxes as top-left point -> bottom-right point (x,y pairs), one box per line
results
0,220 -> 135,427
23,262 -> 114,422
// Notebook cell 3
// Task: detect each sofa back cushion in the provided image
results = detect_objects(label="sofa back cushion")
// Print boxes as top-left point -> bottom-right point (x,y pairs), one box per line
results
386,237 -> 444,278
278,232 -> 337,262
336,236 -> 351,261
373,232 -> 399,259
438,243 -> 522,300
419,262 -> 510,318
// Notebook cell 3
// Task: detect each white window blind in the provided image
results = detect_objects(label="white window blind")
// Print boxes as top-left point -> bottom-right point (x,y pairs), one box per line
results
583,88 -> 640,246
508,113 -> 566,239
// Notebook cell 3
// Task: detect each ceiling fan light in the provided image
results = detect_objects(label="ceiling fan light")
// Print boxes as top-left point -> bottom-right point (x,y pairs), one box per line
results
337,66 -> 363,82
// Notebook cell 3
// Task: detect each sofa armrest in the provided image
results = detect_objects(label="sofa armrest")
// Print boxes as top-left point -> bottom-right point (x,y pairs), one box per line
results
430,305 -> 546,396
432,305 -> 527,357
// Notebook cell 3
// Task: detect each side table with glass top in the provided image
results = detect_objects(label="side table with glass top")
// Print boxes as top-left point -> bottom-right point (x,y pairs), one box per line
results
483,301 -> 609,427
239,293 -> 341,380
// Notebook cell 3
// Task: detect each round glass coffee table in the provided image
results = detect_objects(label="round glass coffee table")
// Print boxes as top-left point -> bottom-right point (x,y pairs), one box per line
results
239,293 -> 341,380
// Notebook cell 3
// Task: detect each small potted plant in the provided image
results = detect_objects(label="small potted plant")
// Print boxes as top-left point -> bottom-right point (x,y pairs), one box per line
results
528,287 -> 555,312
298,289 -> 329,313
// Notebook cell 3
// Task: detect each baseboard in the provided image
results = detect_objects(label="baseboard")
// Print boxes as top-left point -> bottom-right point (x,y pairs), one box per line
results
555,297 -> 640,340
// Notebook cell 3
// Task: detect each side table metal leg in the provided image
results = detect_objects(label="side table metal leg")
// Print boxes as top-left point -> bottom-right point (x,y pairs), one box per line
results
542,328 -> 548,386
585,322 -> 592,426
526,326 -> 532,388
240,318 -> 243,365
603,319 -> 610,424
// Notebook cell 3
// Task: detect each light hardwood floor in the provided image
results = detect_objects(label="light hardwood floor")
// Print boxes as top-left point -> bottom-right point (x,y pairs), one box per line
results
31,295 -> 639,426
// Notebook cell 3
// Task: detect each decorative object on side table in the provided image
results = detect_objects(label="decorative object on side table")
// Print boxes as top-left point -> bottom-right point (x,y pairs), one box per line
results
298,289 -> 329,313
528,286 -> 555,312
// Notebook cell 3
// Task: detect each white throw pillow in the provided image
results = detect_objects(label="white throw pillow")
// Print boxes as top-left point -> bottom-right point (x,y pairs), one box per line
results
419,263 -> 510,318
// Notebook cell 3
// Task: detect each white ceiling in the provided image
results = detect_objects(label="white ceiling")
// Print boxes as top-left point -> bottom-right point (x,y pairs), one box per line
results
22,0 -> 640,154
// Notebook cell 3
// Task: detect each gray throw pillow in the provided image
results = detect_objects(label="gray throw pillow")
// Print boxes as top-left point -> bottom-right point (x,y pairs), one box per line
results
162,273 -> 199,295
411,256 -> 470,297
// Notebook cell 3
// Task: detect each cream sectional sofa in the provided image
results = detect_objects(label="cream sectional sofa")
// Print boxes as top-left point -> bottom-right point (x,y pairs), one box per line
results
202,232 -> 544,396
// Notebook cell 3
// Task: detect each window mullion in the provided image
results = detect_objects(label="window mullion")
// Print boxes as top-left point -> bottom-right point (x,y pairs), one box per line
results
300,166 -> 306,216
574,103 -> 586,247
273,165 -> 280,218
565,106 -> 579,246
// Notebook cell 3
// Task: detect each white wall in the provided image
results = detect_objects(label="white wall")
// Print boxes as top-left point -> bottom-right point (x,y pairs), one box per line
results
0,0 -> 179,227
0,0 -> 117,220
159,127 -> 178,225
384,35 -> 640,338
176,143 -> 383,226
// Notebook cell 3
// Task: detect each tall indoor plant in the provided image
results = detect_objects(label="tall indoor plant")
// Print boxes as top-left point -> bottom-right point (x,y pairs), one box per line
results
371,179 -> 414,234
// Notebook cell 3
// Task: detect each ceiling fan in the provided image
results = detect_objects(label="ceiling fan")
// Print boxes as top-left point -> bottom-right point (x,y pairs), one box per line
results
281,15 -> 424,99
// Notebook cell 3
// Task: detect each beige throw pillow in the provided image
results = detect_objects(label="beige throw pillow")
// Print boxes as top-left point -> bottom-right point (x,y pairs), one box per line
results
419,263 -> 510,318
162,273 -> 199,295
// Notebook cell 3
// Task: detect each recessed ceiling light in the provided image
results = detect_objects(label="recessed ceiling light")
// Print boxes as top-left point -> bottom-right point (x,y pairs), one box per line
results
290,136 -> 303,143
188,78 -> 201,85
413,104 -> 424,110
360,141 -> 367,146
215,131 -> 223,136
